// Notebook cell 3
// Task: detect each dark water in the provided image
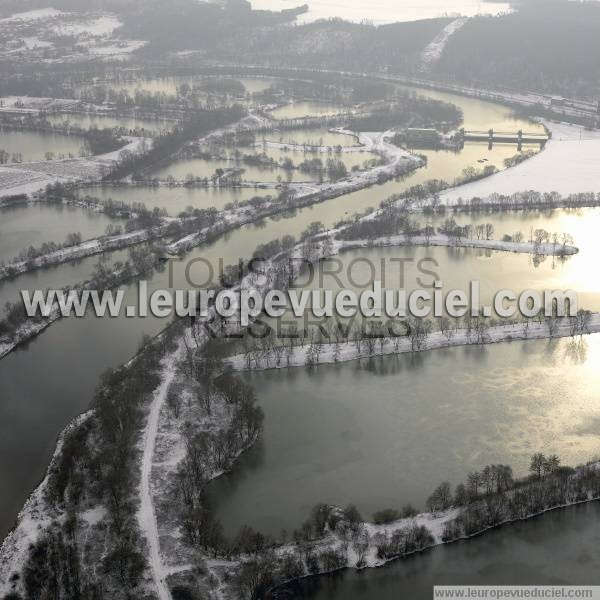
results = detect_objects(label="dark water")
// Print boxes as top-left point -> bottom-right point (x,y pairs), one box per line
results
279,503 -> 600,599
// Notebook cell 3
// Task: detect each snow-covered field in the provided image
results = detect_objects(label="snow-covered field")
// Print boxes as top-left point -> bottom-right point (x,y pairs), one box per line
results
0,8 -> 64,22
0,96 -> 80,114
0,8 -> 145,62
443,120 -> 600,201
420,17 -> 468,69
53,15 -> 120,37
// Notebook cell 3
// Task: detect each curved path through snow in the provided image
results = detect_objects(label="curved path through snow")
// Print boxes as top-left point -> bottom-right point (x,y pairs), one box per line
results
138,349 -> 181,600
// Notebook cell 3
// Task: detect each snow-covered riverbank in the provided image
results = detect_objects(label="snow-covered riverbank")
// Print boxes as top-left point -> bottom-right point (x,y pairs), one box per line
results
442,120 -> 600,201
226,316 -> 600,372
335,234 -> 577,257
0,316 -> 58,360
420,17 -> 468,70
0,412 -> 93,598
266,464 -> 600,588
166,140 -> 423,254
0,223 -> 169,281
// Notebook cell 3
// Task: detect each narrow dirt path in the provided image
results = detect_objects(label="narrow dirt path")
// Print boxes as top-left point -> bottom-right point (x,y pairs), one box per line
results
138,349 -> 181,600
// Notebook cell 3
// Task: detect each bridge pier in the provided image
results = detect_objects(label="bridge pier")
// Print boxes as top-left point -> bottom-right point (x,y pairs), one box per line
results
463,128 -> 549,147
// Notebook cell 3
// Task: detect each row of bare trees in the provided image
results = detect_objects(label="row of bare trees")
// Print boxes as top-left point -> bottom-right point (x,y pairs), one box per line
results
441,456 -> 600,542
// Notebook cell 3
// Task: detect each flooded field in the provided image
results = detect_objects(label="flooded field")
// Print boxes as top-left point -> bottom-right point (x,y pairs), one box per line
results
45,113 -> 175,135
0,129 -> 85,161
0,202 -> 119,264
269,101 -> 351,120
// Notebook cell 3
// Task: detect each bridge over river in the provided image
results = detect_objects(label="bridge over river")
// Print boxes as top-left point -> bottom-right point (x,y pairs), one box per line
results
462,128 -> 549,148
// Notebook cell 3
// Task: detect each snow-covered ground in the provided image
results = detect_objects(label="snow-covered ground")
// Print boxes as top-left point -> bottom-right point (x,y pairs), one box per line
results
335,234 -> 577,257
0,224 -> 167,281
0,412 -> 93,598
0,8 -> 144,63
88,40 -> 147,58
0,136 -> 150,199
0,317 -> 58,361
420,17 -> 468,70
443,120 -> 600,201
226,317 -> 600,372
54,15 -> 121,38
137,349 -> 181,600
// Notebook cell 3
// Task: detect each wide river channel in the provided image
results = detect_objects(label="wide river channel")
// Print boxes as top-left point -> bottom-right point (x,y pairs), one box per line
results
1,83 -> 597,595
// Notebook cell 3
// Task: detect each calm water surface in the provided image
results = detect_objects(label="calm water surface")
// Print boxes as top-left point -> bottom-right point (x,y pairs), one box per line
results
0,249 -> 130,312
266,127 -> 361,147
46,113 -> 175,135
0,129 -> 85,161
0,203 -> 119,263
260,206 -> 600,332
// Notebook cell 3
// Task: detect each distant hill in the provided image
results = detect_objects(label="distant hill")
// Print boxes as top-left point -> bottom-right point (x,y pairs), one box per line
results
435,1 -> 600,97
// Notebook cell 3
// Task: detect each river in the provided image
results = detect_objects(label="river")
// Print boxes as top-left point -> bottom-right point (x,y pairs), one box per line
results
0,85 -> 562,540
205,205 -> 600,534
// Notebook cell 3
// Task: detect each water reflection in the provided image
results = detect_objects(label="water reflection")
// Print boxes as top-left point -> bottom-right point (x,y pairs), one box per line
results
0,129 -> 84,162
208,337 -> 600,538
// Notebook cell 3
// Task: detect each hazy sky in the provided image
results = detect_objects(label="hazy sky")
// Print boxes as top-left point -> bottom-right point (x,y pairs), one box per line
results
250,0 -> 513,24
